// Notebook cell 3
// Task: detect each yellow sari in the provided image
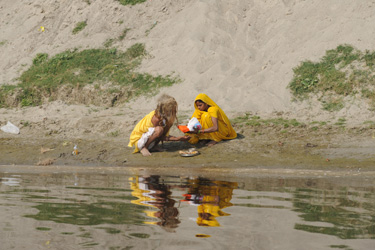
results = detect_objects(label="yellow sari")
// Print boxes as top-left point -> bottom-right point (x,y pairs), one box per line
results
128,110 -> 155,153
189,93 -> 237,144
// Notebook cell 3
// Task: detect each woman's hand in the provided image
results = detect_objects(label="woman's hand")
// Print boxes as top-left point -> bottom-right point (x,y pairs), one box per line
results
177,136 -> 191,141
164,135 -> 191,141
191,127 -> 200,134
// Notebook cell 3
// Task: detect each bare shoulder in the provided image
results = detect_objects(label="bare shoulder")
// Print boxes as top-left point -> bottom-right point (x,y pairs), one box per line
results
151,115 -> 161,126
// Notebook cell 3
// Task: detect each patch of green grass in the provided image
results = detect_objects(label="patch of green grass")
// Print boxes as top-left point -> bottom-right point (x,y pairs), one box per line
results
20,120 -> 30,127
232,114 -> 304,128
262,118 -> 303,128
231,113 -> 252,123
363,120 -> 375,125
119,28 -> 130,41
0,40 -> 7,46
0,43 -> 179,107
33,53 -> 49,65
73,21 -> 87,35
108,130 -> 120,137
107,88 -> 121,94
103,38 -> 115,48
364,120 -> 375,129
117,0 -> 146,6
321,97 -> 344,112
334,118 -> 346,126
145,21 -> 158,36
0,85 -> 18,107
310,121 -> 327,126
329,245 -> 352,250
231,114 -> 261,127
125,43 -> 144,59
288,44 -> 375,110
0,85 -> 18,92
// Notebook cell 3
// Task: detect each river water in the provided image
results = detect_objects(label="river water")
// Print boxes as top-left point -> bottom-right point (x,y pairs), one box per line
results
1,169 -> 374,250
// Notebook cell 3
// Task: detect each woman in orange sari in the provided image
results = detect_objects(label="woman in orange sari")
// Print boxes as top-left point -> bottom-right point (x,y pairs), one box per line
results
188,93 -> 237,146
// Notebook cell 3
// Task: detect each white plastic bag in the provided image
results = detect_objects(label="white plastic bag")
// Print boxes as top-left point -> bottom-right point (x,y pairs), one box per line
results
1,121 -> 20,134
187,117 -> 202,131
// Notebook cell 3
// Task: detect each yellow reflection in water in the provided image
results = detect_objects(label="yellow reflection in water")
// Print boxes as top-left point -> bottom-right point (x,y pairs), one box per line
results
195,234 -> 211,238
129,176 -> 238,232
181,177 -> 238,227
129,176 -> 180,232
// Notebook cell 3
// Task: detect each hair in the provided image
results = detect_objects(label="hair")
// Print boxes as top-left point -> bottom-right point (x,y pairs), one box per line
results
155,94 -> 178,128
195,99 -> 210,109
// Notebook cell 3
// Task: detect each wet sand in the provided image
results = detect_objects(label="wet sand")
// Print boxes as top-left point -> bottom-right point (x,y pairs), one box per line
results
2,121 -> 375,178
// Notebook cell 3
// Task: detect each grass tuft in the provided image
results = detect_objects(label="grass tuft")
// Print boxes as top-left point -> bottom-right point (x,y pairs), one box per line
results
119,28 -> 130,41
288,44 -> 375,110
103,38 -> 115,48
117,0 -> 146,6
72,21 -> 87,35
0,43 -> 179,107
232,113 -> 304,128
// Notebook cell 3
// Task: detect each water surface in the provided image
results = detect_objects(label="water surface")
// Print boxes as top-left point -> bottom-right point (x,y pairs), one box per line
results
1,170 -> 374,250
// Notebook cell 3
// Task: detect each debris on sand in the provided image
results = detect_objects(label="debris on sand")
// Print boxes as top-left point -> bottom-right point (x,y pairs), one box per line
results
36,158 -> 55,166
1,121 -> 20,135
40,147 -> 54,154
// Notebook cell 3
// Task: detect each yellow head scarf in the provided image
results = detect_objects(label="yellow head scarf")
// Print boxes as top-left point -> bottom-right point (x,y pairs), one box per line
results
192,93 -> 236,139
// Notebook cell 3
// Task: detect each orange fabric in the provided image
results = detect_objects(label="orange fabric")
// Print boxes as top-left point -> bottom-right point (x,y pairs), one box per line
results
177,125 -> 189,133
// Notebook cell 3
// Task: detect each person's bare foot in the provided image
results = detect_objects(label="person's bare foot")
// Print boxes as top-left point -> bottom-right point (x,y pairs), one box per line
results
207,140 -> 218,147
140,147 -> 152,156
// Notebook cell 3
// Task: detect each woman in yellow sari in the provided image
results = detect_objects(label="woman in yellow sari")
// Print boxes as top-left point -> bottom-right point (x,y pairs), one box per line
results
188,93 -> 237,146
128,94 -> 190,156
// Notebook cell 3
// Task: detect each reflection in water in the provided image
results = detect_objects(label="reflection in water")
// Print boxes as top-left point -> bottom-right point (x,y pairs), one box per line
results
181,177 -> 238,227
129,175 -> 180,232
25,199 -> 145,226
293,187 -> 375,239
0,176 -> 21,186
23,184 -> 145,226
128,176 -> 238,234
1,172 -> 375,250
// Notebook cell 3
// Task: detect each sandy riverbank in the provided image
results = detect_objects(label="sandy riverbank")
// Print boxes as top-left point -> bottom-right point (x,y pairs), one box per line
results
1,103 -> 375,175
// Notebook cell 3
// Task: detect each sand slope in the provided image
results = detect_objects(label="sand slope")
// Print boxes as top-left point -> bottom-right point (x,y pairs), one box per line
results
2,1 -> 375,167
1,0 -> 375,118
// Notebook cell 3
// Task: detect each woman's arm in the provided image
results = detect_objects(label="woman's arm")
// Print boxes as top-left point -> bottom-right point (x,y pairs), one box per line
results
201,117 -> 218,133
163,135 -> 191,141
192,116 -> 218,134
